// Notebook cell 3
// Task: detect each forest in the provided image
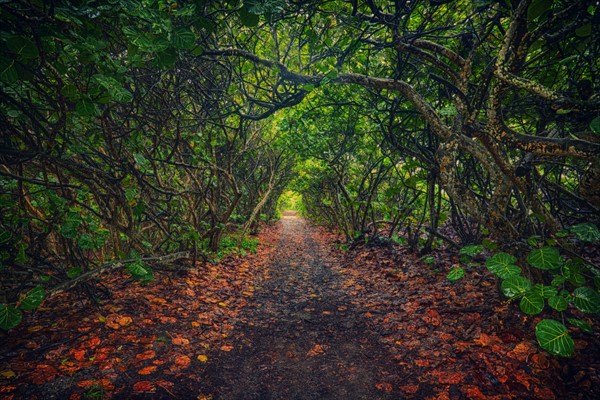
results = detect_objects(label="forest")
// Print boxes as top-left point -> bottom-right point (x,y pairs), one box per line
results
1,0 -> 599,398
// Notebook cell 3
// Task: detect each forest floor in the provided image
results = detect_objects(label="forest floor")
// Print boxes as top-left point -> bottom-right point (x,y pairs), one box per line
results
1,212 -> 598,399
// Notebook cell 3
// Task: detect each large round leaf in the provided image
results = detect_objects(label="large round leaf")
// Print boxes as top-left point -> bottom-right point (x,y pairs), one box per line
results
501,276 -> 532,299
532,284 -> 557,299
7,35 -> 39,60
172,27 -> 196,50
572,287 -> 600,314
548,295 -> 568,312
486,252 -> 520,278
447,267 -> 465,282
520,291 -> 544,315
535,319 -> 574,357
19,286 -> 45,310
569,223 -> 600,243
527,247 -> 563,270
0,304 -> 22,331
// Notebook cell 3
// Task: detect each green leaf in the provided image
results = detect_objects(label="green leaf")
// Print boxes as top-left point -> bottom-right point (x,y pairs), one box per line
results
447,267 -> 465,281
527,247 -> 563,270
303,84 -> 315,92
528,0 -> 554,21
7,36 -> 39,60
501,276 -> 532,299
0,229 -> 11,245
548,295 -> 568,311
127,260 -> 149,278
240,5 -> 259,27
591,117 -> 600,135
567,318 -> 593,333
67,267 -> 82,279
532,284 -> 557,299
572,287 -> 600,313
575,23 -> 592,37
0,304 -> 22,330
460,244 -> 483,257
486,252 -> 521,278
570,223 -> 600,242
172,27 -> 196,50
0,58 -> 18,84
75,99 -> 99,117
78,233 -> 96,250
536,319 -> 574,357
61,84 -> 79,100
520,291 -> 544,315
19,286 -> 45,310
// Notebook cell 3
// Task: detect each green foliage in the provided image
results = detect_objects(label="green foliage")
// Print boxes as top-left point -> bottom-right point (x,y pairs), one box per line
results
19,286 -> 45,311
0,304 -> 22,331
520,291 -> 545,315
447,267 -> 465,282
535,319 -> 574,357
572,287 -> 600,314
527,247 -> 563,270
569,223 -> 600,243
501,276 -> 532,299
486,252 -> 521,279
567,318 -> 593,333
459,245 -> 483,257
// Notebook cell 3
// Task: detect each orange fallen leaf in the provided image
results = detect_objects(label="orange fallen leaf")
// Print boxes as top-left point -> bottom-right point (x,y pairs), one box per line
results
138,366 -> 158,375
136,350 -> 156,361
174,355 -> 191,367
72,349 -> 86,361
307,344 -> 325,356
118,316 -> 133,327
172,337 -> 190,346
88,337 -> 101,348
220,345 -> 234,352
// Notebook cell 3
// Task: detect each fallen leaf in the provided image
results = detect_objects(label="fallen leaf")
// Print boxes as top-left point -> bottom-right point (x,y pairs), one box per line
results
136,350 -> 156,361
375,382 -> 393,393
133,381 -> 155,392
172,337 -> 190,346
72,349 -> 86,361
174,355 -> 191,367
220,345 -> 234,352
1,370 -> 16,378
138,366 -> 158,375
118,315 -> 133,327
307,344 -> 325,356
197,355 -> 208,363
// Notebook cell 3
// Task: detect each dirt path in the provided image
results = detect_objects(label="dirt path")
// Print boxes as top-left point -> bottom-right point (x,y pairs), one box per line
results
199,212 -> 401,399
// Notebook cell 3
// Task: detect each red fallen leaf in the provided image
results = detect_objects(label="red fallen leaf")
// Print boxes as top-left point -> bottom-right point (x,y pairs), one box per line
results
30,364 -> 57,385
77,379 -> 114,390
72,349 -> 86,361
465,386 -> 487,400
375,382 -> 393,393
414,359 -> 430,367
159,316 -> 177,324
138,366 -> 158,375
69,394 -> 82,400
534,387 -> 556,400
136,350 -> 156,361
88,337 -> 101,348
400,385 -> 419,395
133,381 -> 155,392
